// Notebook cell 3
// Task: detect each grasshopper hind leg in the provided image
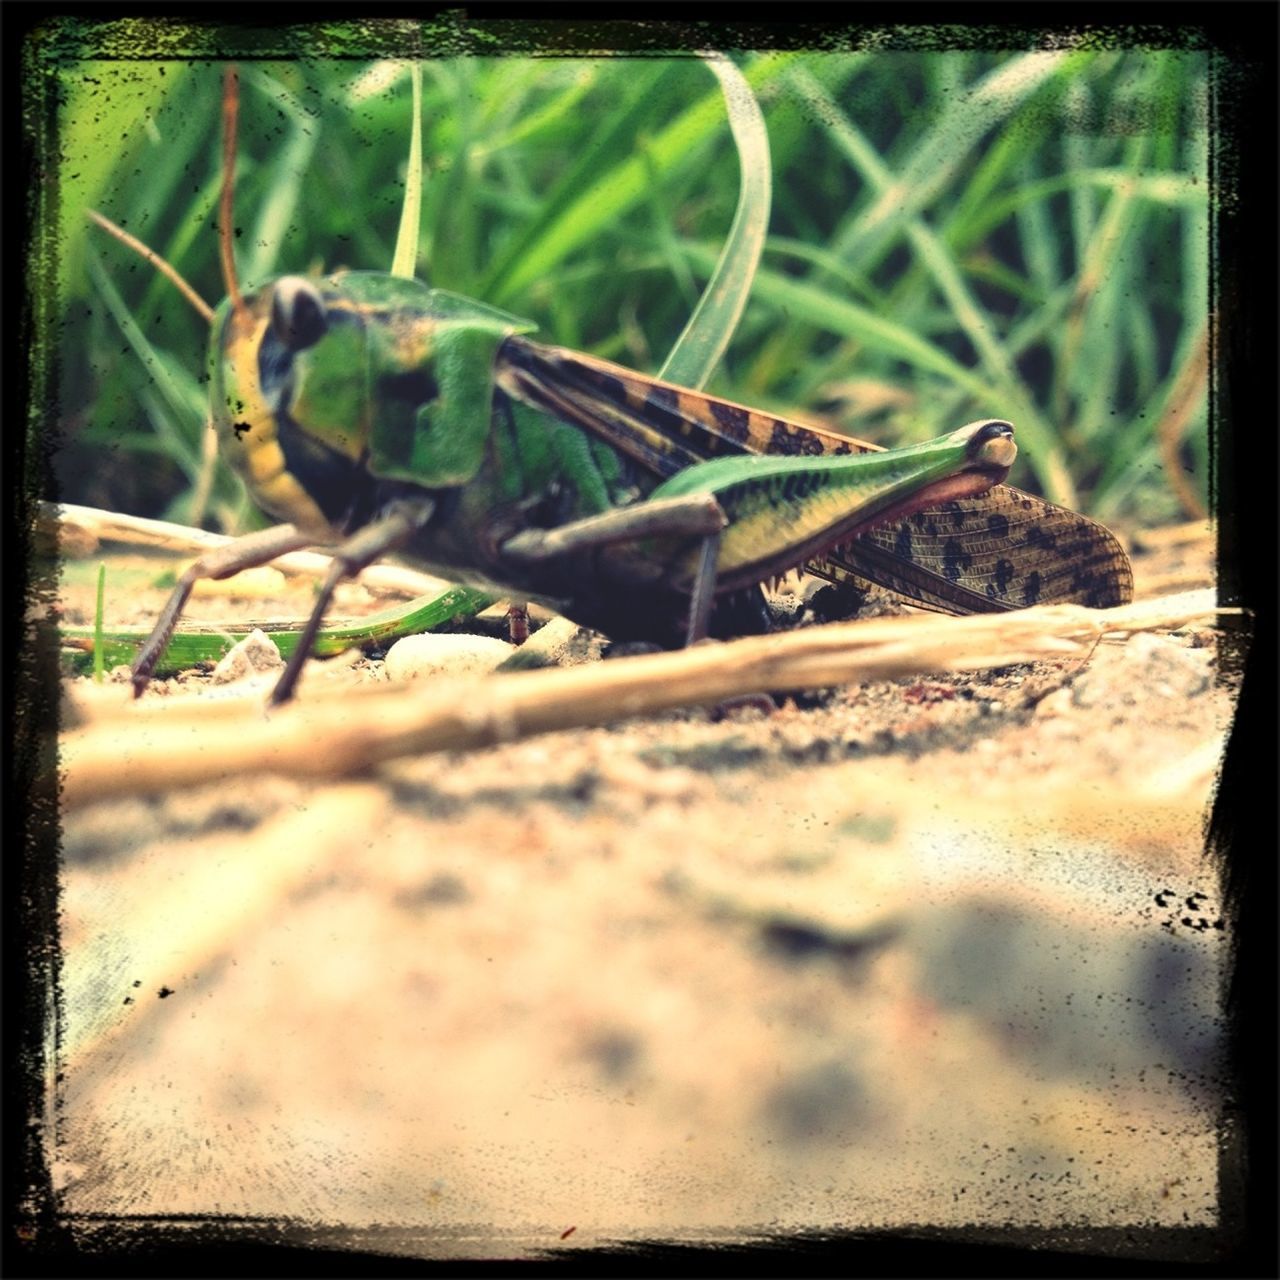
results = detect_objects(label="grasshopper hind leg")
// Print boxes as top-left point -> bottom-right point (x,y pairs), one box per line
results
500,492 -> 730,649
683,528 -> 722,646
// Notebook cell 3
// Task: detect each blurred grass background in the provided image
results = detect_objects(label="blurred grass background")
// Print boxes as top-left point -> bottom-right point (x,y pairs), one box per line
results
53,47 -> 1209,538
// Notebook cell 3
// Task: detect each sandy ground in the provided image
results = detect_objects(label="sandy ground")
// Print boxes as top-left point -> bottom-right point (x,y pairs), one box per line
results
44,523 -> 1237,1262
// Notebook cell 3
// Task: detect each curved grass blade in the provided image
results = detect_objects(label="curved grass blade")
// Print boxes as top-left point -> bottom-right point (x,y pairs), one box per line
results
657,53 -> 771,391
391,62 -> 424,279
489,53 -> 799,307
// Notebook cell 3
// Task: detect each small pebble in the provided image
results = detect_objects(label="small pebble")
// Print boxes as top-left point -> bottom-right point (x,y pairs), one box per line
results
384,633 -> 515,681
1035,687 -> 1074,719
210,629 -> 284,684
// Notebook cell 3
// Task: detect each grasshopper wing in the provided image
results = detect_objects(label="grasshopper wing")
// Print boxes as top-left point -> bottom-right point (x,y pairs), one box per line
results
497,337 -> 1133,614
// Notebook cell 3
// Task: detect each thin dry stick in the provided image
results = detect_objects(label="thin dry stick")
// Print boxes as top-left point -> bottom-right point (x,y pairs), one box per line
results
85,209 -> 215,324
1156,324 -> 1210,521
60,590 -> 1229,809
220,65 -> 248,324
45,501 -> 449,598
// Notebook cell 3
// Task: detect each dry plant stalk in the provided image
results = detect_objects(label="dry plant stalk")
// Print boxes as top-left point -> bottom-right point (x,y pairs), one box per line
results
43,501 -> 448,598
59,590 -> 1228,810
85,209 -> 215,324
1155,324 -> 1209,521
1130,519 -> 1213,552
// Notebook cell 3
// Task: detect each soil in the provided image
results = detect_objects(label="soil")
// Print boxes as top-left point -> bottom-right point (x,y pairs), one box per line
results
46,524 -> 1238,1261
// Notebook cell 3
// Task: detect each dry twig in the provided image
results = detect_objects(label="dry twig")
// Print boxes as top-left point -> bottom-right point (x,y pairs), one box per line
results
43,501 -> 448,598
59,590 -> 1230,809
1155,325 -> 1210,521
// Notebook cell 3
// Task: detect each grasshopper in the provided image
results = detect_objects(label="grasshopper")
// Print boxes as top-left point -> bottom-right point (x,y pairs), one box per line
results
111,67 -> 1130,705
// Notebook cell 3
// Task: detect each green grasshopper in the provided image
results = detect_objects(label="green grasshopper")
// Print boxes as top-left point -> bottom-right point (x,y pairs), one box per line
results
113,68 -> 1131,706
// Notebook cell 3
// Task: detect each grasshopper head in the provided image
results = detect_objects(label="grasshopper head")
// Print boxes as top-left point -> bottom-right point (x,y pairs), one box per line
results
209,275 -> 378,536
209,271 -> 538,531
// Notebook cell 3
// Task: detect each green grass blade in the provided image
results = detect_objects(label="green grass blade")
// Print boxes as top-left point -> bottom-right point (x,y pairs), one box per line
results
962,168 -> 1206,250
55,60 -> 180,303
788,64 -> 1075,505
755,52 -> 1087,473
657,54 -> 772,392
477,61 -> 685,303
61,585 -> 498,678
827,51 -> 1083,279
635,146 -> 702,322
391,63 -> 424,279
238,68 -> 321,287
1064,74 -> 1099,285
762,236 -> 884,308
471,64 -> 600,159
1053,136 -> 1148,431
490,53 -> 800,307
93,563 -> 106,683
678,241 -> 1077,501
681,246 -> 958,380
85,248 -> 204,473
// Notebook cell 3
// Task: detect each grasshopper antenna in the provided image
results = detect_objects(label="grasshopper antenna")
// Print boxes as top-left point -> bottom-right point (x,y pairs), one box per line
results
220,64 -> 249,325
85,209 -> 214,325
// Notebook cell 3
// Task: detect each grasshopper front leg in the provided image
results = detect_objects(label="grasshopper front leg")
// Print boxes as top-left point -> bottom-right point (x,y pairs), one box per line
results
130,501 -> 437,704
131,523 -> 316,697
268,499 -> 436,705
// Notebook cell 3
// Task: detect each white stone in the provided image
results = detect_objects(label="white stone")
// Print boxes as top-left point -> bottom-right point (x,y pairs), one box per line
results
383,633 -> 516,682
210,629 -> 284,684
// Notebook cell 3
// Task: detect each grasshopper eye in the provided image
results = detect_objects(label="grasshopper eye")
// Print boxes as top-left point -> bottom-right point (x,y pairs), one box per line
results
968,419 -> 1016,469
270,277 -> 328,352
